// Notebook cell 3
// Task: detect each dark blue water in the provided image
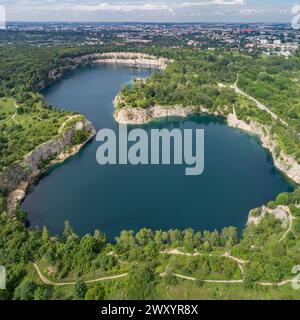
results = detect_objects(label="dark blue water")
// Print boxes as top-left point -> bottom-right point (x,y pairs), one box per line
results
22,64 -> 293,239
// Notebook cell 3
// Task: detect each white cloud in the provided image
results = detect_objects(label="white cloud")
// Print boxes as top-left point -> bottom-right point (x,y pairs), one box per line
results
1,0 -> 295,23
74,3 -> 171,12
74,1 -> 245,13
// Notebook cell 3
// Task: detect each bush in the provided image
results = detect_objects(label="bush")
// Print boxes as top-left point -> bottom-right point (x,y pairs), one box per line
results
293,220 -> 300,234
85,285 -> 105,300
14,280 -> 37,300
267,201 -> 276,209
276,193 -> 290,206
74,280 -> 87,300
72,130 -> 89,145
163,274 -> 178,286
195,279 -> 205,288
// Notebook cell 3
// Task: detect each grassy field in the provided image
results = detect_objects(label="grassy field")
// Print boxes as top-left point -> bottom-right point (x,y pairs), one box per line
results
154,281 -> 300,300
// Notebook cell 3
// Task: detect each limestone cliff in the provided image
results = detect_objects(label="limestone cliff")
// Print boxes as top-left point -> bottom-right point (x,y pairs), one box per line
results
227,113 -> 300,185
93,52 -> 171,70
0,118 -> 96,213
114,103 -> 300,185
114,105 -> 195,125
248,205 -> 289,227
37,52 -> 170,90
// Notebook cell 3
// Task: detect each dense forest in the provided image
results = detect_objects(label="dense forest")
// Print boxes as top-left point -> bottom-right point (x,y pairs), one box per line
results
0,45 -> 300,300
0,188 -> 300,300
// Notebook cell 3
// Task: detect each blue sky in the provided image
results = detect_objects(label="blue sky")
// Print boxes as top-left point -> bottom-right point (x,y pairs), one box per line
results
0,0 -> 298,22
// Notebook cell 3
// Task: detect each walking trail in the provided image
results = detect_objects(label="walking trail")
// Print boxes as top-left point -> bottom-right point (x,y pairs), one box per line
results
33,263 -> 127,286
219,74 -> 289,127
12,101 -> 19,125
279,206 -> 296,243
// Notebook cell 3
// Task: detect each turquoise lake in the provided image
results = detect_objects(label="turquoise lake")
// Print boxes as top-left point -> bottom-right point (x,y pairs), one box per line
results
22,64 -> 293,239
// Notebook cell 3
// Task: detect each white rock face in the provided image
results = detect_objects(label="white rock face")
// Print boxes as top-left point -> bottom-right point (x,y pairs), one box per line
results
114,105 -> 300,185
114,105 -> 194,125
248,205 -> 289,227
37,52 -> 171,91
6,189 -> 26,215
227,113 -> 300,185
114,104 -> 214,125
0,119 -> 96,213
93,52 -> 171,70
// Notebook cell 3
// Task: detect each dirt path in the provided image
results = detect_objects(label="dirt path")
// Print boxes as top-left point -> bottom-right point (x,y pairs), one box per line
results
58,115 -> 80,134
279,207 -> 296,242
166,272 -> 297,287
219,74 -> 289,128
34,229 -> 299,288
161,249 -> 247,275
33,263 -> 128,286
160,248 -> 211,257
259,279 -> 295,287
222,252 -> 247,275
172,273 -> 244,284
12,101 -> 19,125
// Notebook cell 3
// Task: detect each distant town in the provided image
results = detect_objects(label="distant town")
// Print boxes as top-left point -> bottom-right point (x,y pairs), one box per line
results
1,22 -> 299,57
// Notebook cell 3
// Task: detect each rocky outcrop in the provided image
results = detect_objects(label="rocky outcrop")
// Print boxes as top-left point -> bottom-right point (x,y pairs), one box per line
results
114,105 -> 194,125
227,113 -> 300,185
113,99 -> 214,125
0,118 -> 96,214
93,52 -> 171,70
248,205 -> 289,227
4,52 -> 171,213
37,52 -> 170,90
114,103 -> 300,185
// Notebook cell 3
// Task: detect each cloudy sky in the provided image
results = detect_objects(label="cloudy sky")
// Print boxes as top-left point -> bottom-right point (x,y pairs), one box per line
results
0,0 -> 297,23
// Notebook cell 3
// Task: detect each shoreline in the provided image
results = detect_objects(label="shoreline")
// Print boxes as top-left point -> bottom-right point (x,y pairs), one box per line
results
3,52 -> 167,215
114,103 -> 300,186
3,51 -> 299,223
2,118 -> 96,214
37,52 -> 171,91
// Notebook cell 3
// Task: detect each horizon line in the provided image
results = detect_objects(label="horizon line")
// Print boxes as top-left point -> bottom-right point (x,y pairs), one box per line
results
6,21 -> 292,25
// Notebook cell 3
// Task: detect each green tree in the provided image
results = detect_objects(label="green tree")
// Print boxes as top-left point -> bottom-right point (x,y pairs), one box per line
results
127,264 -> 156,300
85,285 -> 106,300
276,193 -> 290,206
74,280 -> 87,300
14,280 -> 37,300
34,286 -> 51,300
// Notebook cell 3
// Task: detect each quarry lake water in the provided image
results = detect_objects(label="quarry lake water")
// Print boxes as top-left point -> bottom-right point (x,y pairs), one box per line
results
22,64 -> 293,239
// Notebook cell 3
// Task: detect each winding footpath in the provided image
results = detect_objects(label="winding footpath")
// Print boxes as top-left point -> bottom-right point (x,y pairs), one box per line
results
279,207 -> 296,243
33,263 -> 128,286
58,115 -> 81,134
219,74 -> 289,128
33,243 -> 298,288
159,249 -> 298,287
160,249 -> 247,276
12,102 -> 19,125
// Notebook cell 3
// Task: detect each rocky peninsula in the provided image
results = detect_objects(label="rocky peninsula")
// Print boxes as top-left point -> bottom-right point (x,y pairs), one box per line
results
114,103 -> 300,185
5,52 -> 169,214
0,117 -> 96,214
